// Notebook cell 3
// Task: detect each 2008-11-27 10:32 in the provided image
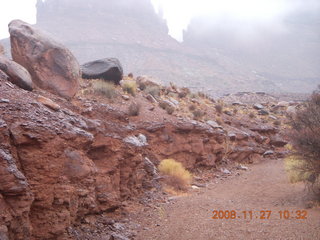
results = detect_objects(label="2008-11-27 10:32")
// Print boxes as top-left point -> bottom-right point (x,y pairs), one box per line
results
211,210 -> 308,220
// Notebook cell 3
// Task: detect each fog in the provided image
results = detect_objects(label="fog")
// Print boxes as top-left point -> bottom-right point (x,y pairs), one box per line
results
0,0 -> 319,94
151,0 -> 320,41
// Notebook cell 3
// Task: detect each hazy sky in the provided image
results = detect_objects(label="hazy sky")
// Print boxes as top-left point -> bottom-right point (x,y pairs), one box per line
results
0,0 -> 37,39
0,0 -> 319,40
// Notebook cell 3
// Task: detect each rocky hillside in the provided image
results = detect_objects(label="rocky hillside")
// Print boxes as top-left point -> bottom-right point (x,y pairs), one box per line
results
1,0 -> 317,96
0,19 -> 295,240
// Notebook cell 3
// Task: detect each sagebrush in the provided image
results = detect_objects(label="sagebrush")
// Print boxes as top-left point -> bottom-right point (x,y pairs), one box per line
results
158,159 -> 192,191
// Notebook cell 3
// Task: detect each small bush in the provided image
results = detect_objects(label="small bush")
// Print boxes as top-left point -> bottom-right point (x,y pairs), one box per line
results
158,159 -> 192,191
249,112 -> 255,119
128,102 -> 140,116
188,104 -> 196,111
287,88 -> 320,196
178,87 -> 190,98
192,110 -> 205,120
273,120 -> 281,126
166,106 -> 175,115
216,116 -> 223,125
215,104 -> 223,114
145,86 -> 160,98
93,80 -> 117,99
122,81 -> 137,96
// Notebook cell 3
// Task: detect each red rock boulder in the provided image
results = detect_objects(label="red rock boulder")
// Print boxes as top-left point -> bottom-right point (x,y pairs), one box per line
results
9,20 -> 80,98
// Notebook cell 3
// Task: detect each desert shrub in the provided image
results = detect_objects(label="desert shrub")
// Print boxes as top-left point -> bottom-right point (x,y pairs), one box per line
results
93,80 -> 117,99
166,106 -> 175,115
178,87 -> 190,98
188,104 -> 196,111
249,112 -> 255,119
159,101 -> 175,115
145,85 -> 160,98
215,104 -> 223,114
216,116 -> 223,125
158,159 -> 192,191
128,102 -> 140,116
122,80 -> 137,96
192,109 -> 205,120
159,101 -> 168,110
273,120 -> 281,126
287,88 -> 320,196
138,82 -> 146,91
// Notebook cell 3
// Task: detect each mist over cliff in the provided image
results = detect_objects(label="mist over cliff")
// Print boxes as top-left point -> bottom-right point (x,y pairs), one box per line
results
6,0 -> 320,95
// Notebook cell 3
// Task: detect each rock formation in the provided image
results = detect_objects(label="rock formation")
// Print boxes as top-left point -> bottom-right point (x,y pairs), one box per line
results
9,20 -> 80,98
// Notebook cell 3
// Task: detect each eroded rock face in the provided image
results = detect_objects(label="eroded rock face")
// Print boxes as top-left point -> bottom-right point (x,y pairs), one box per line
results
81,58 -> 123,84
0,56 -> 33,91
9,20 -> 80,98
0,71 -> 287,239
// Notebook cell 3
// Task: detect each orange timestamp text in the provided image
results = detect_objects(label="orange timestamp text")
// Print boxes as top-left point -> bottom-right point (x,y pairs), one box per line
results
211,210 -> 307,220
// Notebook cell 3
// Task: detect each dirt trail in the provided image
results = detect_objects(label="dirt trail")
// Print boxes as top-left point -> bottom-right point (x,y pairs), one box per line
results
134,159 -> 320,240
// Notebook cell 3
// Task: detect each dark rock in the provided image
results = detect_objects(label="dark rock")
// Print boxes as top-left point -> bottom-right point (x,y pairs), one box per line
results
258,109 -> 269,115
0,56 -> 33,91
81,58 -> 123,84
9,20 -> 80,98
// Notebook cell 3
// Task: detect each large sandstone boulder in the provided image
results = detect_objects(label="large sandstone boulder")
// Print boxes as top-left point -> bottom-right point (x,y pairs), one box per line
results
81,58 -> 123,84
0,56 -> 33,91
9,20 -> 80,98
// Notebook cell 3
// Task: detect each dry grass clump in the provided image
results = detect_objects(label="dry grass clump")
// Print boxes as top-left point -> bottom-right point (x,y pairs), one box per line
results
93,80 -> 117,99
145,86 -> 161,98
128,102 -> 141,116
122,80 -> 137,96
158,159 -> 192,191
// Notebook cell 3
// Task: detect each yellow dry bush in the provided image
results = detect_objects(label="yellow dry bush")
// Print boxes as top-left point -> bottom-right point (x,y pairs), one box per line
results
122,80 -> 137,96
158,159 -> 192,191
284,155 -> 312,183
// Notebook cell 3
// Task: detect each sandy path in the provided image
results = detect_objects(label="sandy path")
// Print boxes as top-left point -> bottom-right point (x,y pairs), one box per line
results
134,159 -> 320,240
